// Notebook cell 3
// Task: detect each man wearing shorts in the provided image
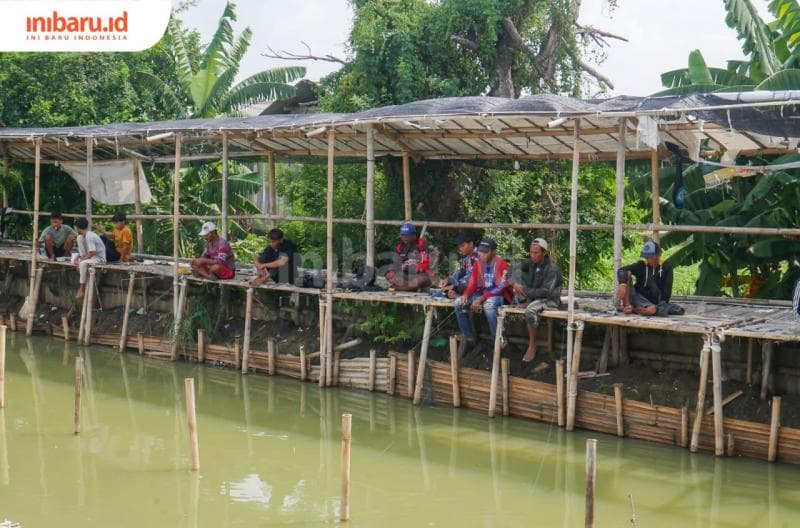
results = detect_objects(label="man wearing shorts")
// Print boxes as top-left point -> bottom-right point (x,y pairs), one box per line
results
191,222 -> 236,280
616,241 -> 673,316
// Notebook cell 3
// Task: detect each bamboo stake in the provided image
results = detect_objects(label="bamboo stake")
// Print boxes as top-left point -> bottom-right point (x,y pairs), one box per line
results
8,315 -> 15,333
83,268 -> 96,346
585,438 -> 597,528
407,349 -> 416,398
340,413 -> 352,522
325,294 -> 334,387
365,125 -> 376,267
566,322 -> 585,431
234,337 -> 241,370
613,383 -> 624,437
118,272 -> 136,353
768,396 -> 781,462
325,129 -> 336,388
318,300 -> 326,387
27,141 -> 41,323
387,354 -> 397,396
612,118 -> 627,291
0,325 -> 5,409
333,348 -> 341,386
761,341 -> 773,400
25,266 -> 43,336
62,316 -> 69,342
412,306 -> 434,405
449,335 -> 461,408
268,151 -> 277,227
267,337 -> 276,375
746,338 -> 754,385
137,332 -> 144,355
501,358 -> 510,417
565,120 -> 581,378
197,329 -> 205,363
368,349 -> 376,391
132,159 -> 144,254
300,345 -> 307,381
547,319 -> 554,357
221,132 -> 229,239
727,433 -> 735,457
680,406 -> 689,448
74,356 -> 83,434
172,134 -> 182,316
85,138 -> 93,229
711,336 -> 724,456
690,336 -> 711,452
241,287 -> 253,374
170,280 -> 187,360
488,313 -> 506,418
185,377 -> 200,471
556,359 -> 565,427
402,148 -> 411,220
651,149 -> 661,244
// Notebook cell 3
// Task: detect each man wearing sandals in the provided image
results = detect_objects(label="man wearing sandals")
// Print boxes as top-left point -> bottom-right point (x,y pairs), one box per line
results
509,238 -> 562,363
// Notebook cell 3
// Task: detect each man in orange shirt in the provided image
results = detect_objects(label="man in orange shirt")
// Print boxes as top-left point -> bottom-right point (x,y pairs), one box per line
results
101,213 -> 133,263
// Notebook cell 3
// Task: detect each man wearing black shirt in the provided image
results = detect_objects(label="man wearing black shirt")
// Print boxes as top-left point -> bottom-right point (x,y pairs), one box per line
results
250,228 -> 299,286
616,241 -> 674,316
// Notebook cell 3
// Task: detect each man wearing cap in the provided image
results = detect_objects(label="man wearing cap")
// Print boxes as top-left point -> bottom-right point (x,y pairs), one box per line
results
250,228 -> 299,286
455,238 -> 513,344
616,241 -> 673,316
385,222 -> 436,291
509,238 -> 563,362
191,222 -> 236,280
439,233 -> 478,299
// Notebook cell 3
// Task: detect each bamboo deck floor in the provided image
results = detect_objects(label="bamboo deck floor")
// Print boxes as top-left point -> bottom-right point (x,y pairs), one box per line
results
1,242 -> 798,342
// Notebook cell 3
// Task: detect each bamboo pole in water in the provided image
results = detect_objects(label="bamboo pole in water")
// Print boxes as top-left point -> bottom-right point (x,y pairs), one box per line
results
488,312 -> 506,417
74,357 -> 83,434
501,358 -> 510,417
413,306 -> 434,405
26,266 -> 43,336
341,413 -> 352,522
387,354 -> 397,396
83,268 -> 96,346
27,139 -> 41,336
768,396 -> 781,462
8,315 -> 15,333
170,280 -> 187,360
185,377 -> 200,471
690,336 -> 711,452
711,335 -> 724,456
137,332 -> 144,355
300,345 -> 307,381
407,350 -> 415,398
62,316 -> 69,342
614,383 -> 624,437
0,325 -> 5,409
234,337 -> 241,370
368,349 -> 376,391
566,322 -> 585,431
680,406 -> 689,448
241,287 -> 253,374
449,336 -> 461,408
267,337 -> 276,375
761,341 -> 773,400
197,329 -> 205,363
556,359 -> 565,427
585,438 -> 597,528
318,300 -> 326,387
118,272 -> 136,353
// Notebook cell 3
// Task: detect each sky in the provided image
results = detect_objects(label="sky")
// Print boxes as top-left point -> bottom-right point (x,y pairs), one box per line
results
178,0 -> 773,97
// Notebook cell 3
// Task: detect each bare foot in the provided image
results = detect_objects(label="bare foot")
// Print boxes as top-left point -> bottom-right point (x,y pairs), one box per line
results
622,304 -> 633,315
249,276 -> 271,287
522,346 -> 536,363
76,288 -> 85,300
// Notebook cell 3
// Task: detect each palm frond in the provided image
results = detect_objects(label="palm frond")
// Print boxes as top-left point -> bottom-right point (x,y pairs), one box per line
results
724,0 -> 781,76
200,1 -> 237,72
135,71 -> 187,118
167,16 -> 194,84
195,65 -> 238,117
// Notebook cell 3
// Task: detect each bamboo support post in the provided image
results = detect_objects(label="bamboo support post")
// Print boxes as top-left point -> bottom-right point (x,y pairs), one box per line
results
197,329 -> 205,363
185,378 -> 200,471
746,338 -> 754,385
612,118 -> 627,290
324,129 -> 336,388
613,383 -> 624,437
768,396 -> 781,462
651,149 -> 661,244
8,315 -> 15,333
0,325 -> 5,409
680,406 -> 689,448
412,306 -> 434,405
241,288 -> 253,374
234,337 -> 241,370
449,335 -> 461,408
132,159 -> 144,254
501,358 -> 510,417
85,138 -> 93,228
26,140 -> 41,336
402,148 -> 411,220
74,357 -> 83,434
711,335 -> 724,456
585,438 -> 597,528
340,413 -> 352,522
488,312 -> 506,418
365,125 -> 375,267
300,345 -> 307,381
387,354 -> 397,396
268,151 -> 277,226
318,300 -> 326,387
565,119 -> 581,379
556,359 -> 565,427
61,316 -> 69,342
137,332 -> 144,355
407,350 -> 416,398
333,348 -> 341,386
25,266 -> 43,336
761,341 -> 774,400
547,319 -> 554,357
566,322 -> 585,431
221,132 -> 229,238
267,337 -> 276,375
82,268 -> 96,346
690,336 -> 711,452
118,272 -> 136,353
172,134 -> 182,316
727,433 -> 735,457
368,349 -> 376,391
170,280 -> 188,360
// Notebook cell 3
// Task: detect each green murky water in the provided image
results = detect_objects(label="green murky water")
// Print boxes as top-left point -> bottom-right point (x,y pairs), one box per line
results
1,335 -> 799,527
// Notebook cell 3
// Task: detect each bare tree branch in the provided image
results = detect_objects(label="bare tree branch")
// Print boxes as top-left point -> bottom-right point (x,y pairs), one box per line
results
574,25 -> 628,42
262,41 -> 347,65
572,53 -> 615,89
501,17 -> 528,53
449,35 -> 479,52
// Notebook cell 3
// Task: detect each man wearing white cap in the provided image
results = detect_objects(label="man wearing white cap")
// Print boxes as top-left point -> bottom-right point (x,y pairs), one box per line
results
508,238 -> 562,363
190,222 -> 236,280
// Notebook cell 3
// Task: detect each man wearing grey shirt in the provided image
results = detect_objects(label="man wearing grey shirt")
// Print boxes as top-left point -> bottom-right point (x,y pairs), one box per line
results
74,217 -> 106,299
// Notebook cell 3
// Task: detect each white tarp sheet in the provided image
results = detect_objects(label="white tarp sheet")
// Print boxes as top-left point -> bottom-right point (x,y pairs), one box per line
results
60,160 -> 152,205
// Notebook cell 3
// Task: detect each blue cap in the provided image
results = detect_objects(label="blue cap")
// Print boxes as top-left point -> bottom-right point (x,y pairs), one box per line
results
641,241 -> 660,258
400,222 -> 416,236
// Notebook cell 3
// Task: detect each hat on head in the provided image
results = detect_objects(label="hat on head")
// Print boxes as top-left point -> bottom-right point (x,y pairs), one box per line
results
476,238 -> 497,253
531,238 -> 549,251
641,240 -> 660,258
400,222 -> 416,236
199,221 -> 217,237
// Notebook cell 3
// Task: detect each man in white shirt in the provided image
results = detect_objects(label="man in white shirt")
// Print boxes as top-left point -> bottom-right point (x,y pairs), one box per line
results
74,217 -> 106,299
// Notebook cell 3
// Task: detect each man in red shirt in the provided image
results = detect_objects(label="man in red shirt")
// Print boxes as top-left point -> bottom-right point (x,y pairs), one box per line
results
385,222 -> 436,291
190,222 -> 236,280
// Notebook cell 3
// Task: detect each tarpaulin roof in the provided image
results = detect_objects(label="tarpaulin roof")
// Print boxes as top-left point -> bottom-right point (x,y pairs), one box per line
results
1,92 -> 800,163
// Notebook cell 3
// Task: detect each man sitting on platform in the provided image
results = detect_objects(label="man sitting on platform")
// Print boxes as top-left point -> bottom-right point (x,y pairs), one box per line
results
250,228 -> 299,286
439,233 -> 478,299
508,238 -> 563,363
385,222 -> 436,292
616,241 -> 673,316
454,238 -> 512,347
38,212 -> 76,260
74,217 -> 106,300
191,221 -> 236,280
100,213 -> 133,263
